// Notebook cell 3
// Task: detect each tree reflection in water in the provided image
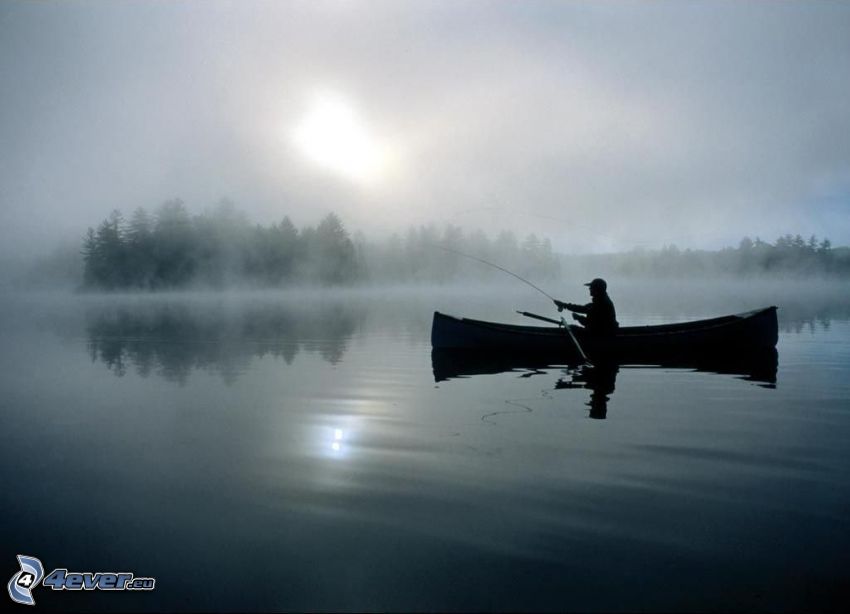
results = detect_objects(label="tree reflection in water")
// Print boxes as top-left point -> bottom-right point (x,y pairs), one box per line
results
86,301 -> 361,384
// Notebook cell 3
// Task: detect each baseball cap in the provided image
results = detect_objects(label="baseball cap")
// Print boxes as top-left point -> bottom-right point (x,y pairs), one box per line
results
584,278 -> 607,291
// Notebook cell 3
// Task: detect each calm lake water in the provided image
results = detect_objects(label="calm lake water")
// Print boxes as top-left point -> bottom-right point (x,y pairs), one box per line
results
2,281 -> 849,612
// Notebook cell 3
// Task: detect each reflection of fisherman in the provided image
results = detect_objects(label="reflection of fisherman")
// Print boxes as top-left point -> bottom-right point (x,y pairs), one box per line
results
556,362 -> 619,419
553,278 -> 618,335
583,363 -> 618,419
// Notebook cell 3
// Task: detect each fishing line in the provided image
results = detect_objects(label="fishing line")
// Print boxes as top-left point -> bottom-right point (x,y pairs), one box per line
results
428,242 -> 594,365
481,398 -> 536,425
481,389 -> 556,425
427,243 -> 557,302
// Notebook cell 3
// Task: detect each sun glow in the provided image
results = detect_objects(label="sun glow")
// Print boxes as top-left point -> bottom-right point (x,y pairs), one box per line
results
292,94 -> 387,184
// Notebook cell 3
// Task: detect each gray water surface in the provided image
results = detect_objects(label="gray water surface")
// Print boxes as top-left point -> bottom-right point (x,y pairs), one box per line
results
1,282 -> 849,612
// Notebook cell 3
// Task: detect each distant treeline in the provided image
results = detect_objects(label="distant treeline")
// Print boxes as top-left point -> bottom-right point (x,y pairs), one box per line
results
80,200 -> 560,289
358,225 -> 560,283
570,235 -> 849,278
83,200 -> 357,289
76,201 -> 849,289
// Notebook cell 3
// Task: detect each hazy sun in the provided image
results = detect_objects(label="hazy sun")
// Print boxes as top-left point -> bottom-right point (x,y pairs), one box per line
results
292,94 -> 387,184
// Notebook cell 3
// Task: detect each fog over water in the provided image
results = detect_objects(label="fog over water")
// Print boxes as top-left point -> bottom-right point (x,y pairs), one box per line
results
2,0 -> 849,269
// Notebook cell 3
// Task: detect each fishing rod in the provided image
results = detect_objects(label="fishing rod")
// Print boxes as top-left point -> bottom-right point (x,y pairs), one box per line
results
516,310 -> 593,366
427,243 -> 593,364
428,243 -> 557,302
516,310 -> 561,325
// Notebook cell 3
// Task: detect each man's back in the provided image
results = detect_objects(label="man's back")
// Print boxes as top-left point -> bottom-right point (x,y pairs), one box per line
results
585,292 -> 618,334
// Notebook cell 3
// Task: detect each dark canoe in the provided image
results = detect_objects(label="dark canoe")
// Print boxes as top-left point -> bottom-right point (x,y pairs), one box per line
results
431,306 -> 778,361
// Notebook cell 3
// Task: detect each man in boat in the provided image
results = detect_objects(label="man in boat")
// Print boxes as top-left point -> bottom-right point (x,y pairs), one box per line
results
554,278 -> 619,335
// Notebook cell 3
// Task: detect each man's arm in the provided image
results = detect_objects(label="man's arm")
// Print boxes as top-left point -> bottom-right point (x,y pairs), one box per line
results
554,300 -> 590,314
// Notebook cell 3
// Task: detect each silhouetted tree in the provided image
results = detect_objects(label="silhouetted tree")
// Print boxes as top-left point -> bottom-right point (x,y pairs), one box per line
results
126,207 -> 155,287
313,212 -> 359,283
153,199 -> 194,287
83,210 -> 127,289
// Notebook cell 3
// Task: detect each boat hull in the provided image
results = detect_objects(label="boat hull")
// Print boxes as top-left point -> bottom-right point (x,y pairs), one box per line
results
431,307 -> 778,362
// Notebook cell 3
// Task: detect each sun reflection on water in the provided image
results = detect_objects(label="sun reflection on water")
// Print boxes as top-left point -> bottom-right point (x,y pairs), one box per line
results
331,428 -> 344,453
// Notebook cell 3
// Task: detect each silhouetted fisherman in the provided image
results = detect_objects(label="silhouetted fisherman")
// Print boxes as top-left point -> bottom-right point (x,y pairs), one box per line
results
554,278 -> 619,334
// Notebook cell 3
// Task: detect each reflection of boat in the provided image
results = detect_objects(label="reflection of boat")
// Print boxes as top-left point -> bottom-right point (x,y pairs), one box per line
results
431,307 -> 778,359
432,347 -> 778,386
434,346 -> 777,421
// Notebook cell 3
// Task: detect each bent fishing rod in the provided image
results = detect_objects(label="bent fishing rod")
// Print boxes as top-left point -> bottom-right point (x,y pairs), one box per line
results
428,243 -> 592,364
428,243 -> 557,302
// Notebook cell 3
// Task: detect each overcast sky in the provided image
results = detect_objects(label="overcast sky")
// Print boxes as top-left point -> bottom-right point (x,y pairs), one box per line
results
1,0 -> 849,258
